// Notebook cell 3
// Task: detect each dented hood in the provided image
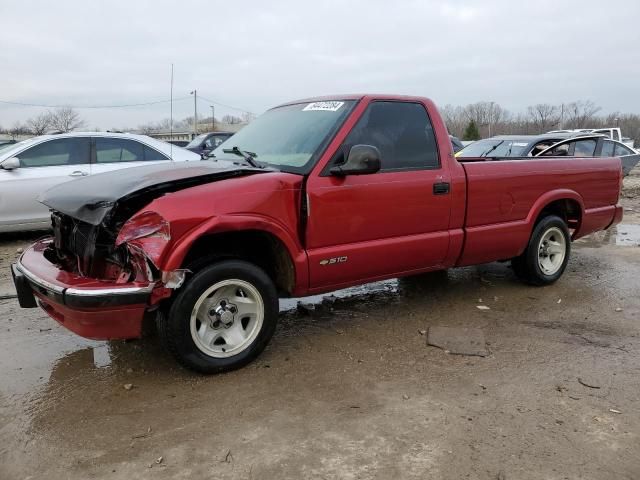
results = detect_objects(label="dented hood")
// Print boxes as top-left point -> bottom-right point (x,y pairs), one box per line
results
39,160 -> 268,225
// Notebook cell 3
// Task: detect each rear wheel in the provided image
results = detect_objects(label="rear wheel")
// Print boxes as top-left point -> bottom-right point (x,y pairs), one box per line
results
512,215 -> 570,286
158,260 -> 278,373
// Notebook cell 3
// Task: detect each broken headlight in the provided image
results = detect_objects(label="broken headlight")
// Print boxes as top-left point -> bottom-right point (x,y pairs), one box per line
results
115,211 -> 171,267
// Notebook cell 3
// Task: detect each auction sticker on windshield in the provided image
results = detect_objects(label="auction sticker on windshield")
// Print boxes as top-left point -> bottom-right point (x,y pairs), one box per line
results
303,101 -> 344,112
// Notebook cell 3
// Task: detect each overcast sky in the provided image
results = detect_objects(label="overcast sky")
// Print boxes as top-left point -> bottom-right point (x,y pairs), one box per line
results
1,0 -> 639,129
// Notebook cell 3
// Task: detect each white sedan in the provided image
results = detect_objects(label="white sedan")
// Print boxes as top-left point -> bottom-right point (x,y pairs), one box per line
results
0,132 -> 200,232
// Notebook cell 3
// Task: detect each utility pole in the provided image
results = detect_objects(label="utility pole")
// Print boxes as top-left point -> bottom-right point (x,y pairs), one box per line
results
210,105 -> 215,131
190,90 -> 198,137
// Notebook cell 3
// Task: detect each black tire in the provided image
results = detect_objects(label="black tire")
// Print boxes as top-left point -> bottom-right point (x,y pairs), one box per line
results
158,260 -> 278,374
511,215 -> 571,286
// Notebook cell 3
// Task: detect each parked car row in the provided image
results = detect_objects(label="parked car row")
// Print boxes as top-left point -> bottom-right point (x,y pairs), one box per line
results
547,127 -> 635,148
456,133 -> 639,176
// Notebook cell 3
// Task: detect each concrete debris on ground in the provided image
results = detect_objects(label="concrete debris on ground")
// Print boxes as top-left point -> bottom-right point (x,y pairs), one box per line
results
296,302 -> 315,314
322,295 -> 337,305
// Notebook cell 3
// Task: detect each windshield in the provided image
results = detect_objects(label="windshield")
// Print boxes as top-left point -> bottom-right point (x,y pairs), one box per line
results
211,100 -> 356,173
186,134 -> 208,148
458,139 -> 529,157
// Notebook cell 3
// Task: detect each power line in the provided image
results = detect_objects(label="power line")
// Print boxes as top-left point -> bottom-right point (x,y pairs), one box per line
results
0,97 -> 191,109
197,95 -> 255,115
0,95 -> 256,115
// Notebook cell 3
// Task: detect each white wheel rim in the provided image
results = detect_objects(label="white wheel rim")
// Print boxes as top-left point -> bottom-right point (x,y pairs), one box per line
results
189,279 -> 264,358
537,227 -> 566,275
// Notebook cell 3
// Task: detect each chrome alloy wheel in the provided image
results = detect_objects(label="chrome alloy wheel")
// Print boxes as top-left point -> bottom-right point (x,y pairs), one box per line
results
537,227 -> 567,275
189,279 -> 264,358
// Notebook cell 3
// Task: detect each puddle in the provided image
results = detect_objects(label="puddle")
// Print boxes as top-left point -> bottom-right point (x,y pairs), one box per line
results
279,279 -> 398,312
0,279 -> 401,398
576,224 -> 640,248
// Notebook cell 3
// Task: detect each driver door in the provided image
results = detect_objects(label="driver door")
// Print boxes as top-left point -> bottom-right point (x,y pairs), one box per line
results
305,100 -> 452,291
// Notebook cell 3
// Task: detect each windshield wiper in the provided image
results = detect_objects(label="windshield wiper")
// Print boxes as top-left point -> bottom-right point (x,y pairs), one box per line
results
481,141 -> 504,157
223,146 -> 263,168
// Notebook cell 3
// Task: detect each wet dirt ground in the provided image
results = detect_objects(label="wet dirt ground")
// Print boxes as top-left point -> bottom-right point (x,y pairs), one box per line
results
1,173 -> 639,480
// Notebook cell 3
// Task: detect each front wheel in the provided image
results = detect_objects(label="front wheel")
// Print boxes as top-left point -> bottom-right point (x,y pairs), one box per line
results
158,260 -> 278,373
512,215 -> 571,286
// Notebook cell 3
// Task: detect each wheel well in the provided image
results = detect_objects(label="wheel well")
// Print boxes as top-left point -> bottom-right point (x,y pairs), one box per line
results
181,230 -> 295,296
536,199 -> 582,231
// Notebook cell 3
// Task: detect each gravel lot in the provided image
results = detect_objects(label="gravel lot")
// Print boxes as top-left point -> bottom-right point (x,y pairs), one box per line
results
1,171 -> 639,480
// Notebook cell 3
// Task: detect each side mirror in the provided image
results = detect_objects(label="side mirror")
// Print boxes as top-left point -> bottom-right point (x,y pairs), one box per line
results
330,145 -> 381,176
0,157 -> 20,170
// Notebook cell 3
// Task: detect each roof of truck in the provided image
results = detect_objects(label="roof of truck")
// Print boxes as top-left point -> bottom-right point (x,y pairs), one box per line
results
277,94 -> 434,108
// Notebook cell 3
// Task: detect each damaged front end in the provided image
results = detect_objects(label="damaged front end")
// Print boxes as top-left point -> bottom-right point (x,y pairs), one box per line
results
39,161 -> 266,293
13,161 -> 268,340
14,204 -> 187,340
46,209 -> 167,288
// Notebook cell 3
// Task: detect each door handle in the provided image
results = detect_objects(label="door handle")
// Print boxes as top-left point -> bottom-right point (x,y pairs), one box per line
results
433,182 -> 450,195
69,171 -> 88,177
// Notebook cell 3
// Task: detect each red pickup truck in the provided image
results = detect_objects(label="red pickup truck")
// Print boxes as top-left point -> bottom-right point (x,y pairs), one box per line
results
12,95 -> 624,373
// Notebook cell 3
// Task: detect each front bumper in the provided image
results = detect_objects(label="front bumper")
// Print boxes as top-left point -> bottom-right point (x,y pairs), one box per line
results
11,238 -> 155,339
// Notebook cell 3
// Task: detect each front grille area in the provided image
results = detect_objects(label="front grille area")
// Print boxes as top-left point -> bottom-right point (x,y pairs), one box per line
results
49,211 -> 132,280
51,212 -> 99,275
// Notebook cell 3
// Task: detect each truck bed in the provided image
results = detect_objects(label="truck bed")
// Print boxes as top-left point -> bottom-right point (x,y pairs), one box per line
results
456,156 -> 621,266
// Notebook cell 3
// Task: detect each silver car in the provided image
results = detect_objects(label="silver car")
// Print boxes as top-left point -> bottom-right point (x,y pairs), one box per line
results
0,132 -> 200,232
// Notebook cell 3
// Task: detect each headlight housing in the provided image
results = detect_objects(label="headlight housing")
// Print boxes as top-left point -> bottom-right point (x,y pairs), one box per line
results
116,211 -> 171,266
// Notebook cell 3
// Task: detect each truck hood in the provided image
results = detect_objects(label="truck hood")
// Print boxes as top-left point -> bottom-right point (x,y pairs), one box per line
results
39,160 -> 270,225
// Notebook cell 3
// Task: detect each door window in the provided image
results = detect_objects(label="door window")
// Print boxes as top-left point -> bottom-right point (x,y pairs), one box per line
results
204,136 -> 227,149
342,101 -> 439,171
601,140 -> 615,157
17,138 -> 91,167
95,138 -> 145,163
572,139 -> 597,156
143,145 -> 170,161
614,143 -> 634,156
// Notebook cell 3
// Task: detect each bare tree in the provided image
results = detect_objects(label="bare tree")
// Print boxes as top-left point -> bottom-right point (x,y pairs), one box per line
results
174,117 -> 193,131
26,112 -> 52,135
48,107 -> 85,132
562,101 -> 601,129
464,101 -> 508,137
241,112 -> 256,123
9,121 -> 28,139
137,122 -> 156,135
440,104 -> 467,137
527,104 -> 560,132
222,114 -> 242,125
487,102 -> 509,135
